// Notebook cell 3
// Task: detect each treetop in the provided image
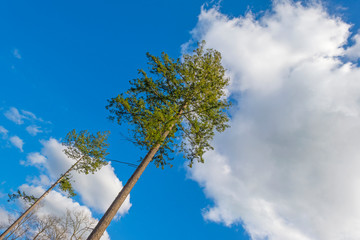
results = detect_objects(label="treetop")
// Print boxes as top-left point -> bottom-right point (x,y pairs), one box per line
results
107,41 -> 230,168
62,129 -> 110,174
60,129 -> 110,196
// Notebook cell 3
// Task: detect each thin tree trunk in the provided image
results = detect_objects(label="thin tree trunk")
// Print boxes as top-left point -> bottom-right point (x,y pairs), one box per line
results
87,104 -> 187,240
0,157 -> 83,240
3,211 -> 34,240
33,226 -> 47,240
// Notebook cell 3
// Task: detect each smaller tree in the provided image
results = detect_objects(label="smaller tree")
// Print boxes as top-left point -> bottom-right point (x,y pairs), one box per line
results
0,207 -> 97,240
0,130 -> 109,240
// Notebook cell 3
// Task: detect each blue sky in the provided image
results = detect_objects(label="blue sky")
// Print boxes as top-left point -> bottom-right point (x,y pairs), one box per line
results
2,1 -> 360,239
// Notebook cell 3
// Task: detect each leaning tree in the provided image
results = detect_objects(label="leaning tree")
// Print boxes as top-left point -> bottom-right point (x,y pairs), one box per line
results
87,41 -> 231,239
0,130 -> 109,240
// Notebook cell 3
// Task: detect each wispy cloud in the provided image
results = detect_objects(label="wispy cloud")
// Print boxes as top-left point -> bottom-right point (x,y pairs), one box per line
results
21,110 -> 42,121
13,49 -> 21,59
187,1 -> 360,240
5,107 -> 25,124
26,125 -> 43,136
0,126 -> 8,138
10,136 -> 24,152
4,107 -> 43,125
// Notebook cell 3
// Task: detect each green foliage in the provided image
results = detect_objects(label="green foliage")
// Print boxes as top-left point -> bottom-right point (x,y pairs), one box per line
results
107,41 -> 230,168
62,129 -> 110,174
59,174 -> 76,197
60,129 -> 110,197
8,190 -> 38,204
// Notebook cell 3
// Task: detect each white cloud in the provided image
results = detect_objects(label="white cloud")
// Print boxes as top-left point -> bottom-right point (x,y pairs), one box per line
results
5,107 -> 24,125
345,32 -> 360,60
26,125 -> 43,136
0,126 -> 8,138
26,152 -> 47,165
187,1 -> 360,240
0,207 -> 10,226
10,136 -> 24,152
18,184 -> 110,240
40,138 -> 131,216
27,174 -> 51,186
21,110 -> 41,121
72,163 -> 131,216
4,107 -> 42,125
13,49 -> 21,59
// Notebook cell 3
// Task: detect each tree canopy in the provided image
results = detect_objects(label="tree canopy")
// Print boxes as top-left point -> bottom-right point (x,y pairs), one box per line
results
0,130 -> 110,240
106,41 -> 230,168
60,129 -> 110,196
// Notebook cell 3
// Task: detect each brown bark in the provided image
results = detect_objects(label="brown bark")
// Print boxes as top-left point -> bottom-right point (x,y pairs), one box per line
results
87,104 -> 187,240
0,157 -> 83,240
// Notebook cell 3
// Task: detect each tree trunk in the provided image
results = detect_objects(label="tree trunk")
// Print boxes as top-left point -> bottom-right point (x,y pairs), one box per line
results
87,104 -> 187,240
0,157 -> 83,240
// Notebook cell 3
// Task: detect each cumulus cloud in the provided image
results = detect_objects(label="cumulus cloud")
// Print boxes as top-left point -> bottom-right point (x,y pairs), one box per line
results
10,136 -> 24,152
26,125 -> 43,136
40,138 -> 131,216
187,1 -> 360,240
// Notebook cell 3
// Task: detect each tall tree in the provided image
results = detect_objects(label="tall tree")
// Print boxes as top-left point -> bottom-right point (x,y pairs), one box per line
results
87,41 -> 230,239
0,130 -> 109,240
